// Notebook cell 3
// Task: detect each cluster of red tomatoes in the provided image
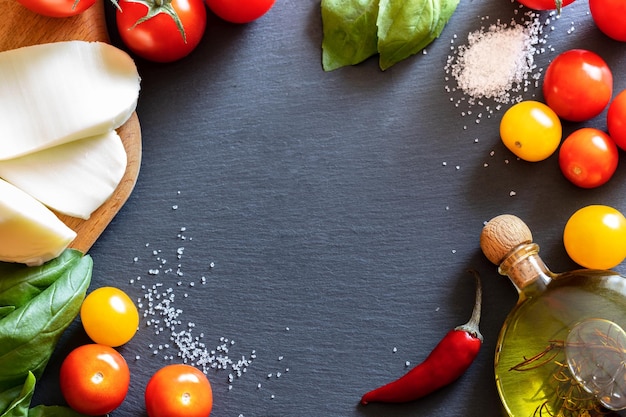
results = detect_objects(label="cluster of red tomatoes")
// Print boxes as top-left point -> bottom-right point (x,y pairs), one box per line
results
501,0 -> 626,189
16,0 -> 276,62
500,0 -> 626,271
500,48 -> 624,189
59,287 -> 213,417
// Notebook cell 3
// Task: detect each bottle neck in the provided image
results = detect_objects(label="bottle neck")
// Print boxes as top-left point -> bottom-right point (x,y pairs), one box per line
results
498,243 -> 554,295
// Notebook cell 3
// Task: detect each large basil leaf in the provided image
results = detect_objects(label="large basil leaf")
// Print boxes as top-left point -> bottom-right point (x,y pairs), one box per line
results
0,251 -> 92,391
0,373 -> 85,417
321,0 -> 379,71
0,386 -> 24,416
0,373 -> 35,417
0,307 -> 14,321
321,0 -> 460,71
379,0 -> 459,69
377,0 -> 437,70
0,250 -> 81,312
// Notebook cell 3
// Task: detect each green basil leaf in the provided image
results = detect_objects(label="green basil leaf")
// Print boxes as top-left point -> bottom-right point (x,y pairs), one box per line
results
0,250 -> 82,310
0,372 -> 35,417
0,386 -> 24,416
421,0 -> 460,50
0,307 -> 15,321
321,0 -> 379,71
377,0 -> 437,70
0,375 -> 87,417
0,253 -> 92,391
321,0 -> 460,71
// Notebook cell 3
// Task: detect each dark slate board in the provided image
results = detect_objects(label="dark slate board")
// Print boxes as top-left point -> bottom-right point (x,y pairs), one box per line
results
34,1 -> 626,416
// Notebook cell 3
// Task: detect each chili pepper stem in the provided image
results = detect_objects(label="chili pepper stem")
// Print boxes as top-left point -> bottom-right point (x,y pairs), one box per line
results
454,269 -> 483,342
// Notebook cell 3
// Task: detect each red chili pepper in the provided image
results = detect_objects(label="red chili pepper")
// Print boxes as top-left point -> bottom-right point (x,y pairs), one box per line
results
360,270 -> 483,405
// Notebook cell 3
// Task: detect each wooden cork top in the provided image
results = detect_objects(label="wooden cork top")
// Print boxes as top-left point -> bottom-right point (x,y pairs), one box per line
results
480,214 -> 533,265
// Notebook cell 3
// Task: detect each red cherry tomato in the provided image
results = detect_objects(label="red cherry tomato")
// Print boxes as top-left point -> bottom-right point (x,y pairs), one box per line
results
558,127 -> 619,189
116,0 -> 207,63
205,0 -> 275,23
60,344 -> 130,416
542,49 -> 613,122
608,90 -> 626,151
589,0 -> 626,42
145,364 -> 213,417
515,0 -> 575,10
16,0 -> 96,17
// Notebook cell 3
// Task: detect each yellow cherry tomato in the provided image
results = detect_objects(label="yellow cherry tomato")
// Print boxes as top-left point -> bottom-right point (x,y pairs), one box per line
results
81,287 -> 139,347
500,100 -> 562,162
563,205 -> 626,270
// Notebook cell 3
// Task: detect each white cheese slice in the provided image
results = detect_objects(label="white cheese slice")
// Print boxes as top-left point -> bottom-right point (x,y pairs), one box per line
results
0,40 -> 140,160
0,130 -> 127,220
0,178 -> 76,266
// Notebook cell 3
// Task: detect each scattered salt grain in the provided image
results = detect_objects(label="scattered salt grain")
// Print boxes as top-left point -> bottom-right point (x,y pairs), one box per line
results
131,226 -> 258,390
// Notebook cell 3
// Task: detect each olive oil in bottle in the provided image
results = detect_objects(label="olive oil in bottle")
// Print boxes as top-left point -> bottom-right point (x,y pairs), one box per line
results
480,214 -> 626,417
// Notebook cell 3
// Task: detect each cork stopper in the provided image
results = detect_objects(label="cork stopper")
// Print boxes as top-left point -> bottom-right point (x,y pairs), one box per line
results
480,214 -> 533,265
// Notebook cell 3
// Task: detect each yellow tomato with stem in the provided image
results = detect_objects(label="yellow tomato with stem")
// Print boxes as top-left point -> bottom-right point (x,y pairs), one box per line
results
563,205 -> 626,270
500,100 -> 562,162
80,286 -> 139,347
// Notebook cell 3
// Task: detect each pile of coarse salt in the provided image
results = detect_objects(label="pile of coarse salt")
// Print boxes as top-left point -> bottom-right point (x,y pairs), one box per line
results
444,10 -> 558,125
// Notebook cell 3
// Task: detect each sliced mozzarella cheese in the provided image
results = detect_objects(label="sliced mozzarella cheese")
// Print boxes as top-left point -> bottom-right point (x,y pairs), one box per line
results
0,40 -> 140,160
0,178 -> 76,266
0,130 -> 127,220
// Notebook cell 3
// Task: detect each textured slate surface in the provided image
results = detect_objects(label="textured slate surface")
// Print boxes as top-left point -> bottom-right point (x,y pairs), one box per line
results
34,1 -> 626,416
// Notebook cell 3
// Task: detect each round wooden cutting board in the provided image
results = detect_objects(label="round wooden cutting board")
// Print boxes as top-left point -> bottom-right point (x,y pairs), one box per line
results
0,0 -> 141,253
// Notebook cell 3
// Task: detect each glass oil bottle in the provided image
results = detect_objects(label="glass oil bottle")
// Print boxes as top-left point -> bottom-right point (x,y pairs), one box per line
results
480,214 -> 626,417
